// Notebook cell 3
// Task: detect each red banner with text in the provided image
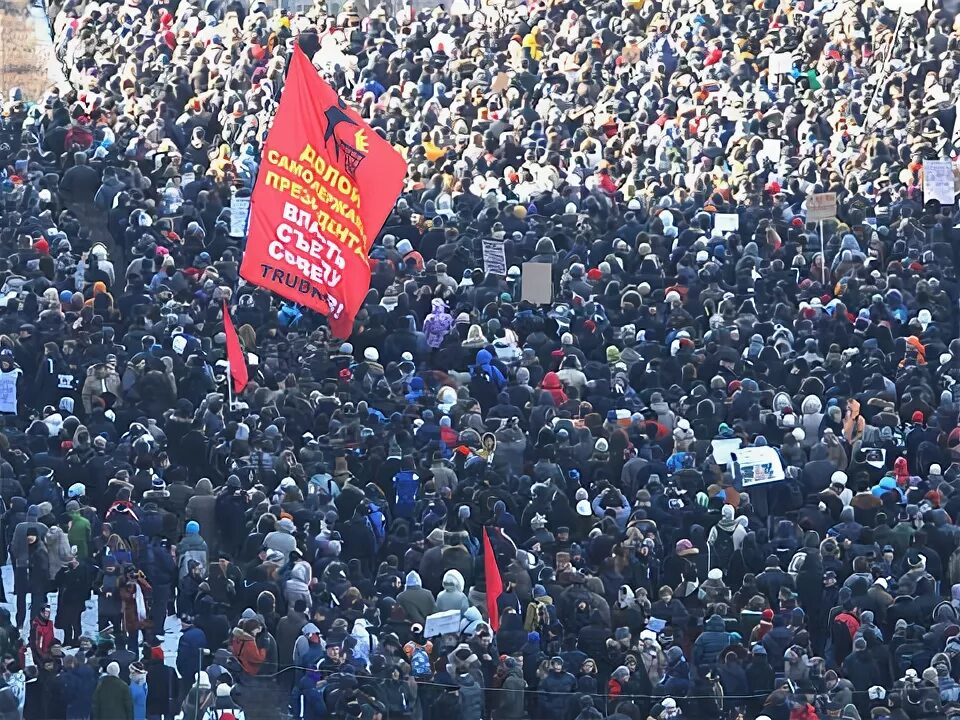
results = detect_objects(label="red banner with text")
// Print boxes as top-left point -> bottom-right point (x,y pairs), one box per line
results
240,44 -> 406,338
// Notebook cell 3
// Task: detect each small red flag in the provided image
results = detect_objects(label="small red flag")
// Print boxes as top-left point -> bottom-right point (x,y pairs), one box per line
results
222,301 -> 248,393
483,526 -> 503,632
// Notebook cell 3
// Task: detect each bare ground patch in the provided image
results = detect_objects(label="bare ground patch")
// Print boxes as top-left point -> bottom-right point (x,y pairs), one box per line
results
0,0 -> 48,99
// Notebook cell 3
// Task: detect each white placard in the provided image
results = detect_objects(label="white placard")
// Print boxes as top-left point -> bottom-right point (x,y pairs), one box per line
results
230,195 -> 251,238
769,52 -> 793,76
806,192 -> 838,222
731,446 -> 785,487
715,213 -> 739,233
424,609 -> 461,638
758,139 -> 782,164
924,160 -> 956,206
711,438 -> 743,465
482,239 -> 507,275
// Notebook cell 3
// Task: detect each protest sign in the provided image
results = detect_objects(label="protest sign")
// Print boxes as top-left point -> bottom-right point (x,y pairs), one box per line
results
769,52 -> 793,76
521,262 -> 552,304
424,609 -> 461,638
710,438 -> 743,465
482,239 -> 507,275
714,213 -> 739,233
230,193 -> 251,238
758,139 -> 782,163
806,192 -> 837,222
924,160 -> 956,205
731,446 -> 785,487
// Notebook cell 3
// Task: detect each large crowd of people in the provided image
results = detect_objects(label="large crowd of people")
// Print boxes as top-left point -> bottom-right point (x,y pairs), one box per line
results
0,0 -> 953,717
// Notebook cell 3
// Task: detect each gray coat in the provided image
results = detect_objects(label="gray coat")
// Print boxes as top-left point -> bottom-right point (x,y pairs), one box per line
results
495,667 -> 527,719
458,674 -> 484,720
397,586 -> 437,625
185,479 -> 217,547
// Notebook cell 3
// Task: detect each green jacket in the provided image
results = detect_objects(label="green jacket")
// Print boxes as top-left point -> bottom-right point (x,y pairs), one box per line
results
92,675 -> 133,720
68,511 -> 91,559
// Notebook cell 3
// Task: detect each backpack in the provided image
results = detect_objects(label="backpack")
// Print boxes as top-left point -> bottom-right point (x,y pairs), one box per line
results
366,502 -> 386,549
710,528 -> 735,570
830,617 -> 854,665
410,646 -> 431,678
524,599 -> 554,633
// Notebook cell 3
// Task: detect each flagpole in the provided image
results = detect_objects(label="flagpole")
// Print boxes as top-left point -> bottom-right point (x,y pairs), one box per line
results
226,360 -> 234,413
820,219 -> 826,285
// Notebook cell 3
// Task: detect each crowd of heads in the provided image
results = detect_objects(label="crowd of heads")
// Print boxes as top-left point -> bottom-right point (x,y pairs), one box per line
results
0,0 -> 955,717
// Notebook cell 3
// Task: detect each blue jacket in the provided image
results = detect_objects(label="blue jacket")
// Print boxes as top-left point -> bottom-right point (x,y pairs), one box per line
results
659,658 -> 691,697
538,669 -> 576,718
693,614 -> 731,670
176,626 -> 208,683
131,680 -> 148,720
62,664 -> 96,718
471,350 -> 505,387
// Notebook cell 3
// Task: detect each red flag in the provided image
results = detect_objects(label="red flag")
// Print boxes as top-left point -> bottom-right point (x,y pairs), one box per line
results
222,301 -> 248,393
483,526 -> 503,631
240,44 -> 406,338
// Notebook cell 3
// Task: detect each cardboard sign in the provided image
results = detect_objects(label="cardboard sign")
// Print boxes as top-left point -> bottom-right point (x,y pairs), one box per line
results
491,72 -> 510,93
731,446 -> 785,487
230,194 -> 251,238
710,438 -> 743,465
424,609 -> 461,638
714,213 -> 739,233
769,52 -> 793,76
924,160 -> 956,206
521,262 -> 552,304
482,239 -> 507,275
806,192 -> 837,222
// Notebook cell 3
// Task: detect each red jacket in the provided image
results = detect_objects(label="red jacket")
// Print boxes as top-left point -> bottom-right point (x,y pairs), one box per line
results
790,703 -> 818,720
231,628 -> 267,676
30,616 -> 54,661
834,612 -> 860,639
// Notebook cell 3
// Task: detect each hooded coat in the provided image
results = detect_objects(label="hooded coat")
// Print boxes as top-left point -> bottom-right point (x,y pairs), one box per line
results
397,572 -> 437,624
185,479 -> 217,550
436,569 -> 469,614
694,614 -> 732,670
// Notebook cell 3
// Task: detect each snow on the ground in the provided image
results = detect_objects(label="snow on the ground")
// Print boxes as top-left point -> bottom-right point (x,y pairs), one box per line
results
0,563 -> 183,667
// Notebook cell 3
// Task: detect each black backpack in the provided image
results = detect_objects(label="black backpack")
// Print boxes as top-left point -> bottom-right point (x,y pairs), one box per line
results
830,618 -> 853,664
711,528 -> 735,570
